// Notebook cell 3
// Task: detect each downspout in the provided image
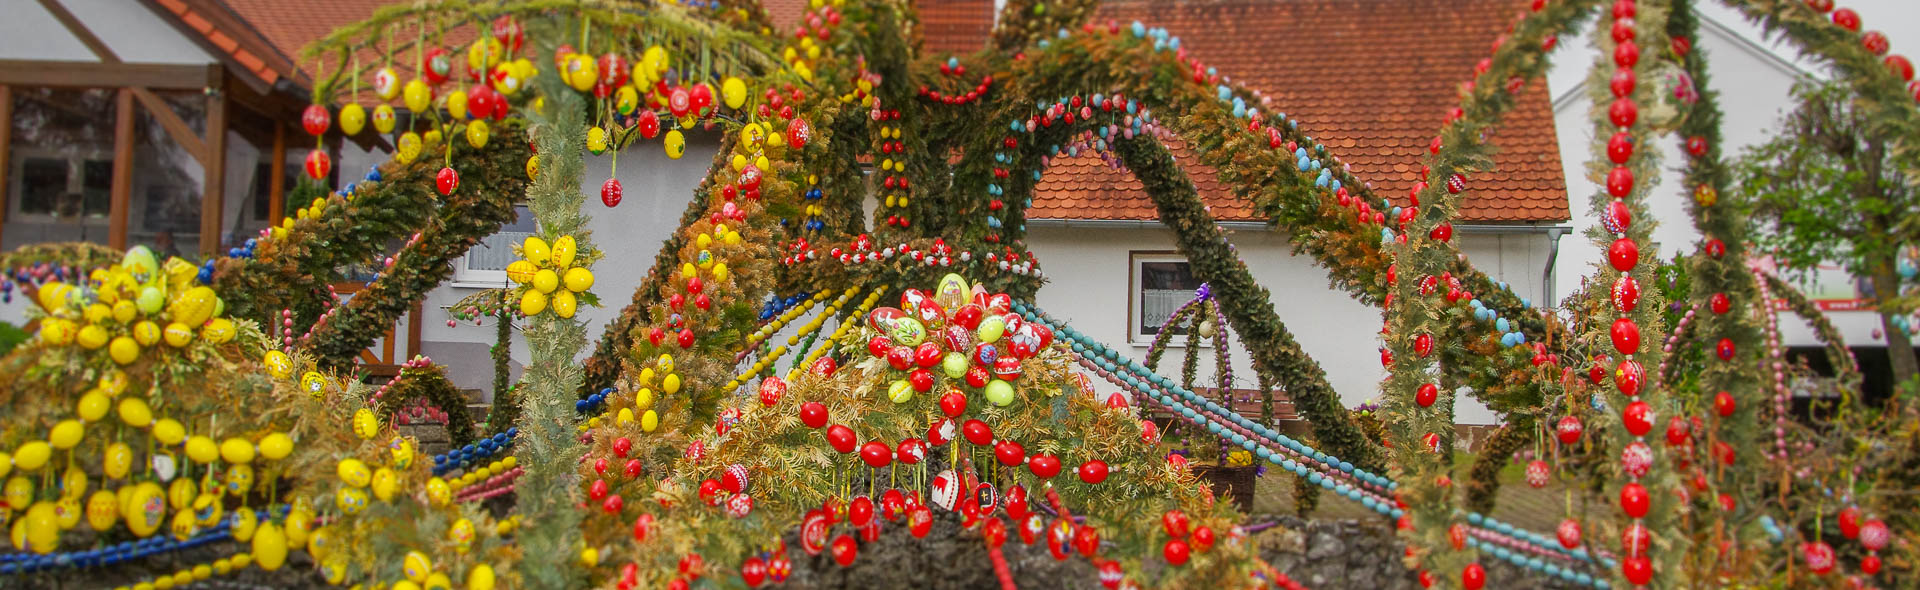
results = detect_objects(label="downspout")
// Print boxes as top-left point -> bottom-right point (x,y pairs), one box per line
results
1543,226 -> 1566,306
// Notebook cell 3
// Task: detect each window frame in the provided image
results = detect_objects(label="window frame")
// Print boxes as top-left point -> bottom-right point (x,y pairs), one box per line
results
1128,251 -> 1203,346
8,147 -> 115,225
451,203 -> 537,288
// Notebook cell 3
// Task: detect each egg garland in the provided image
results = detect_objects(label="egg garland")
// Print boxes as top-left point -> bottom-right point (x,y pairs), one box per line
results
506,235 -> 597,319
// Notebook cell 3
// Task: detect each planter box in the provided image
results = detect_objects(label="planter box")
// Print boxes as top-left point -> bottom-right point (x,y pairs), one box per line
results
1195,464 -> 1257,511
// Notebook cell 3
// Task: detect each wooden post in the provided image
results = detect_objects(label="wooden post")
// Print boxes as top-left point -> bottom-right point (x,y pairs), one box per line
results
268,122 -> 286,224
109,88 -> 134,250
0,84 -> 11,247
200,81 -> 227,255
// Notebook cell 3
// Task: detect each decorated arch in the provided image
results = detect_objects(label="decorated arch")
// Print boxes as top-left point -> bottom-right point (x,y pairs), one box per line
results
0,0 -> 1917,589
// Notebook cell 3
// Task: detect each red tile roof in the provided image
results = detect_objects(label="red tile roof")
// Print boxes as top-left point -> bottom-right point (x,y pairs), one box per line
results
183,0 -> 1565,223
1039,0 -> 1568,223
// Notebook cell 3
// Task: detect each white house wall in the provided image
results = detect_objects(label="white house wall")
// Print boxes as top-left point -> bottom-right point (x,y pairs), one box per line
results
1547,3 -> 1920,349
416,136 -> 723,400
1,0 -> 215,65
1023,225 -> 1549,425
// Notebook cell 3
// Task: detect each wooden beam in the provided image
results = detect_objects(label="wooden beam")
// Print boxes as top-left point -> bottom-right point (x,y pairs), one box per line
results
129,88 -> 209,168
268,122 -> 285,224
0,85 -> 11,246
109,88 -> 134,250
407,302 -> 423,360
36,0 -> 119,63
0,60 -> 214,91
200,81 -> 227,255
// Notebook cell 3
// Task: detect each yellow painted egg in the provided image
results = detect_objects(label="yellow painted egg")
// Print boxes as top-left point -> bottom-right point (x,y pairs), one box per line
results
307,525 -> 334,560
132,320 -> 161,346
395,582 -> 423,590
108,336 -> 140,365
615,85 -> 639,115
152,419 -> 185,445
616,407 -> 634,425
253,522 -> 288,571
425,572 -> 452,590
372,104 -> 395,132
580,547 -> 599,567
336,458 -> 371,488
8,517 -> 22,551
36,282 -> 70,312
403,550 -> 433,582
219,438 -> 254,464
48,420 -> 83,450
168,506 -> 198,540
166,479 -> 195,511
587,126 -> 609,155
162,322 -> 193,348
372,66 -> 400,100
721,77 -> 747,109
712,263 -> 729,282
532,269 -> 559,294
111,300 -> 137,323
339,103 -> 367,135
351,408 -> 379,440
14,442 -> 50,471
665,129 -> 687,159
284,506 -> 311,547
86,490 -> 118,531
449,518 -> 475,553
77,390 -> 111,421
24,502 -> 58,553
563,267 -> 594,292
225,464 -> 253,495
466,38 -> 500,74
200,318 -> 235,344
426,478 -> 451,506
84,302 -> 112,324
103,443 -> 132,479
564,54 -> 598,92
335,486 -> 368,515
60,466 -> 87,498
663,373 -> 682,395
658,354 -> 675,374
390,437 -> 416,468
525,155 -> 540,179
403,79 -> 433,113
191,492 -> 222,526
641,409 -> 660,433
466,120 -> 489,149
184,436 -> 218,464
423,127 -> 443,147
642,46 -> 669,80
522,236 -> 551,265
77,324 -> 109,350
370,468 -> 397,502
261,350 -> 292,379
123,482 -> 165,537
230,508 -> 257,542
551,290 -> 577,319
741,123 -> 765,148
38,318 -> 75,345
54,495 -> 82,530
490,63 -> 522,96
469,564 -> 496,590
301,371 -> 329,398
551,235 -> 578,268
5,477 -> 33,508
505,260 -> 536,284
395,130 -> 421,162
257,432 -> 292,461
169,286 -> 217,327
519,289 -> 549,316
444,90 -> 469,121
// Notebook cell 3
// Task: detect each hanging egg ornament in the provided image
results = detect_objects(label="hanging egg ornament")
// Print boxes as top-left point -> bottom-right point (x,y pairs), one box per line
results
395,131 -> 422,162
373,67 -> 401,100
304,151 -> 331,180
403,79 -> 433,113
373,104 -> 397,134
665,129 -> 687,159
601,178 -> 624,207
722,77 -> 748,109
587,126 -> 610,155
564,53 -> 598,92
301,104 -> 331,136
436,167 -> 459,196
466,120 -> 489,148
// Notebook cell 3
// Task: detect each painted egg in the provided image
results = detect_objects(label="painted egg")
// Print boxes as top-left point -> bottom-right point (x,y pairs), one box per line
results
4,476 -> 33,510
336,458 -> 372,488
722,77 -> 747,109
123,482 -> 165,537
335,486 -> 369,515
24,502 -> 59,553
253,522 -> 288,571
352,408 -> 380,439
1611,275 -> 1640,312
301,371 -> 329,398
263,350 -> 293,379
889,318 -> 927,347
466,119 -> 490,148
373,67 -> 401,100
551,235 -> 578,268
389,437 -> 415,468
520,289 -> 549,316
167,478 -> 196,510
522,236 -> 552,265
426,478 -> 451,506
230,508 -> 257,542
227,464 -> 254,495
403,79 -> 433,112
665,129 -> 687,159
449,518 -> 475,553
102,443 -> 132,479
86,490 -> 118,531
162,322 -> 194,347
371,468 -> 398,502
373,104 -> 398,134
192,492 -> 223,526
115,397 -> 152,428
339,103 -> 367,135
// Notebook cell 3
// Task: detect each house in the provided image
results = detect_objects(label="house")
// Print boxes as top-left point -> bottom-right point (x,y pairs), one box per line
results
1543,0 -> 1920,391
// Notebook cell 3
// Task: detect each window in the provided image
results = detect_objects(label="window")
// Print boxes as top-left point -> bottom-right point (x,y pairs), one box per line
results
1130,252 -> 1205,344
453,204 -> 536,286
9,151 -> 113,222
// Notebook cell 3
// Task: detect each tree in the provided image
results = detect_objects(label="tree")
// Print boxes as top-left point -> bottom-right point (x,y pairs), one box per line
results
1736,80 -> 1920,387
